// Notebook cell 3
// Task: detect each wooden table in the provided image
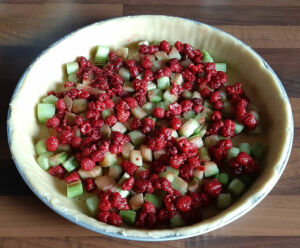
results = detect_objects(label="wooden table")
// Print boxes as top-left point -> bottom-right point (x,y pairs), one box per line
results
1,0 -> 300,247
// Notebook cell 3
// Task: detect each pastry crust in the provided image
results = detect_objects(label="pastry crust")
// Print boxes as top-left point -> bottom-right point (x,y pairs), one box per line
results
8,16 -> 293,239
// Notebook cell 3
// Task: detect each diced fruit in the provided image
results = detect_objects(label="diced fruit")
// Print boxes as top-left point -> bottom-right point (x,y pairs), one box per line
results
183,110 -> 196,119
100,152 -> 117,167
156,101 -> 170,110
172,176 -> 188,195
217,193 -> 231,208
148,89 -> 162,102
100,124 -> 111,139
203,107 -> 214,120
179,119 -> 200,138
155,51 -> 169,61
68,73 -> 78,83
115,47 -> 129,59
130,150 -> 143,166
131,107 -> 147,120
72,99 -> 88,114
182,89 -> 192,99
101,108 -> 115,120
37,152 -> 53,170
37,103 -> 55,124
249,110 -> 260,121
35,139 -> 47,155
66,62 -> 79,75
239,174 -> 254,186
239,143 -> 251,155
170,214 -> 185,228
85,195 -> 99,216
143,102 -> 156,114
188,179 -> 200,192
166,166 -> 179,176
128,130 -> 145,146
204,135 -> 220,148
171,129 -> 179,138
95,176 -> 116,190
152,60 -> 165,72
189,135 -> 203,148
118,67 -> 130,81
227,147 -> 240,161
168,46 -> 181,60
67,180 -> 83,198
116,187 -> 130,198
251,143 -> 263,159
198,147 -> 211,162
215,173 -> 230,186
42,95 -> 58,104
123,81 -> 134,93
140,145 -> 152,162
163,89 -> 178,103
144,193 -> 163,209
234,121 -> 244,134
57,144 -> 71,153
171,73 -> 184,85
111,122 -> 127,134
130,193 -> 144,210
157,76 -> 170,90
195,112 -> 206,124
95,45 -> 110,65
118,172 -> 130,185
159,171 -> 175,182
228,178 -> 245,197
78,166 -> 102,179
49,152 -> 68,167
122,142 -> 134,160
62,156 -> 79,172
153,150 -> 166,160
202,49 -> 214,63
147,81 -> 157,91
204,161 -> 219,177
120,210 -> 136,225
192,91 -> 202,99
215,63 -> 227,72
193,168 -> 204,180
109,165 -> 122,179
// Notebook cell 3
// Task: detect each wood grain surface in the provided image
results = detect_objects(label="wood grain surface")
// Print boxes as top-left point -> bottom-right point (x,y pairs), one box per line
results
1,0 -> 299,247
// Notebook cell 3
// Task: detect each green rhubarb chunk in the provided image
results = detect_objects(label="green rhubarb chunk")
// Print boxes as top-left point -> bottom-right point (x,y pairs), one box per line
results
85,195 -> 99,216
72,99 -> 88,114
95,45 -> 110,65
166,166 -> 179,176
234,121 -> 244,134
101,151 -> 117,167
42,95 -> 58,104
215,63 -> 227,72
101,108 -> 115,120
179,119 -> 200,138
204,135 -> 220,148
192,91 -> 202,99
202,49 -> 214,63
68,73 -> 78,83
182,89 -> 192,99
118,172 -> 130,185
131,107 -> 147,120
118,67 -> 131,81
66,62 -> 79,75
67,181 -> 83,198
217,193 -> 231,209
193,168 -> 204,181
198,147 -> 211,162
157,76 -> 170,90
251,143 -> 263,159
239,143 -> 251,155
108,164 -> 123,179
120,210 -> 136,225
228,178 -> 245,197
193,126 -> 202,135
123,81 -> 134,93
172,176 -> 188,195
111,122 -> 127,134
183,110 -> 196,119
147,82 -> 157,91
156,101 -> 170,110
145,193 -> 163,209
49,152 -> 68,167
57,144 -> 71,153
148,89 -> 162,103
117,188 -> 130,198
227,147 -> 240,161
37,103 -> 55,124
62,156 -> 79,172
128,130 -> 145,146
37,152 -> 53,170
204,161 -> 219,177
163,89 -> 178,103
216,173 -> 230,186
170,214 -> 185,228
159,171 -> 176,182
239,174 -> 254,186
195,112 -> 206,124
35,139 -> 47,155
143,102 -> 156,114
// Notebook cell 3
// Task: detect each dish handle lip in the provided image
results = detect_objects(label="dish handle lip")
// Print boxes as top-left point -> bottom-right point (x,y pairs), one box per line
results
6,15 -> 294,242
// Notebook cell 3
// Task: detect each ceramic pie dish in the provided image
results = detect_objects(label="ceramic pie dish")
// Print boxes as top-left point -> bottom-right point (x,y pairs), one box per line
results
7,15 -> 293,241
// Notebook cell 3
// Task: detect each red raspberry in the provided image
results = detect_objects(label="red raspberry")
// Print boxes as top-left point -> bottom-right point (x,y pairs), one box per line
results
183,81 -> 194,91
169,102 -> 182,115
187,156 -> 201,168
180,99 -> 193,112
55,99 -> 66,111
134,179 -> 153,194
116,110 -> 130,122
193,103 -> 204,113
188,192 -> 202,209
153,107 -> 165,118
210,91 -> 221,103
46,116 -> 60,128
46,136 -> 59,152
200,192 -> 211,206
122,177 -> 135,190
203,179 -> 222,198
75,115 -> 84,126
80,122 -> 92,136
99,198 -> 111,211
177,138 -> 191,153
158,209 -> 170,223
84,178 -> 95,191
80,158 -> 95,171
226,82 -> 243,96
170,118 -> 182,130
48,165 -> 66,179
175,41 -> 183,52
143,201 -> 156,214
160,40 -> 171,53
141,117 -> 155,134
163,194 -> 177,214
77,90 -> 90,99
160,177 -> 174,194
132,78 -> 147,92
179,163 -> 194,180
71,136 -> 81,148
105,115 -> 117,127
138,169 -> 150,179
124,97 -> 138,108
136,212 -> 147,227
109,212 -> 122,226
111,192 -> 130,210
141,56 -> 153,69
125,59 -> 137,68
170,154 -> 184,169
97,211 -> 110,223
148,138 -> 166,151
213,100 -> 223,110
131,118 -> 142,130
143,69 -> 154,81
148,45 -> 159,54
139,44 -> 149,54
245,160 -> 259,175
121,161 -> 137,176
236,152 -> 252,166
146,213 -> 157,228
64,171 -> 80,183
176,196 -> 192,212
244,113 -> 258,130
200,88 -> 210,98
104,99 -> 115,109
211,111 -> 222,122
168,58 -> 182,73
220,119 -> 235,137
109,143 -> 123,154
129,66 -> 140,78
91,150 -> 105,162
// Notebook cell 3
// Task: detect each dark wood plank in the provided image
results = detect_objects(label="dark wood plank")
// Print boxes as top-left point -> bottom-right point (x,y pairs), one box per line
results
123,5 -> 300,26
